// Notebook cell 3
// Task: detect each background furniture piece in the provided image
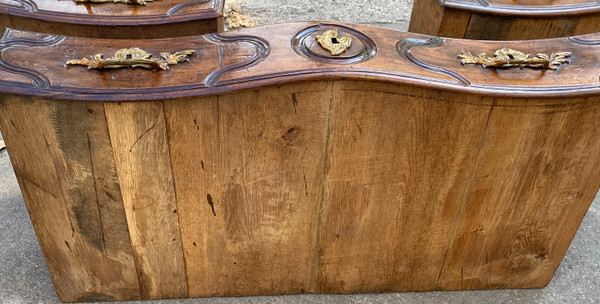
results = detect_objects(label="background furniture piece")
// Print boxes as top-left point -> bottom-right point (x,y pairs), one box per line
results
0,0 -> 224,39
1,21 -> 599,302
409,0 -> 600,40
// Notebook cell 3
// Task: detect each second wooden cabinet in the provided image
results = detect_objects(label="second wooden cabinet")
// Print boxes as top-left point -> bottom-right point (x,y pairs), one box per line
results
409,0 -> 600,40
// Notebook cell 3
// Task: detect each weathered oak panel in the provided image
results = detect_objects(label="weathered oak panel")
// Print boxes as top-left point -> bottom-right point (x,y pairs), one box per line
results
165,83 -> 331,296
105,102 -> 188,299
437,97 -> 600,290
410,0 -> 600,40
0,97 -> 140,302
316,82 -> 494,292
1,22 -> 599,301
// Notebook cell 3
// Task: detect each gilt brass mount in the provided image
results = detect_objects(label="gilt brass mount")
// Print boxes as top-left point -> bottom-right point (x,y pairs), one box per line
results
66,48 -> 196,70
316,29 -> 352,56
458,48 -> 571,70
74,0 -> 157,5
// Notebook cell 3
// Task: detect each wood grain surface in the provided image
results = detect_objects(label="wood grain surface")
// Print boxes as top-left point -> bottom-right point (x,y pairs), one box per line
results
165,83 -> 330,297
315,81 -> 495,293
410,0 -> 600,39
2,22 -> 600,100
1,22 -> 600,301
436,96 -> 600,290
105,102 -> 188,299
0,97 -> 141,302
0,0 -> 224,38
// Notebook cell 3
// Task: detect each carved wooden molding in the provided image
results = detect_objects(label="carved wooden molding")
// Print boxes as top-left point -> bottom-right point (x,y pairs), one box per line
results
292,23 -> 377,64
1,0 -> 219,22
203,33 -> 271,87
7,0 -> 38,11
397,37 -> 471,86
74,0 -> 158,5
0,22 -> 598,101
167,0 -> 215,17
437,0 -> 600,16
568,36 -> 600,45
0,30 -> 65,88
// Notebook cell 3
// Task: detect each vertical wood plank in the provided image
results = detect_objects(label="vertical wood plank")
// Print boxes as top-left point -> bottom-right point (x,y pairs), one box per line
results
573,15 -> 600,36
505,17 -> 578,40
104,101 -> 188,299
408,0 -> 446,36
437,97 -> 600,290
464,14 -> 513,40
438,9 -> 472,38
164,83 -> 331,296
315,81 -> 495,293
0,96 -> 140,302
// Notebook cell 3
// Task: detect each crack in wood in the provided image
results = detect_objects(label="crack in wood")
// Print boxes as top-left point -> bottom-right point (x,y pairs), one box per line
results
129,123 -> 157,152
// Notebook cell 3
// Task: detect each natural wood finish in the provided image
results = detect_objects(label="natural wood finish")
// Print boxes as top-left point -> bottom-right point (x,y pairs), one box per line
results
104,102 -> 188,299
0,0 -> 224,39
408,0 -> 445,36
164,83 -> 331,296
1,22 -> 600,301
315,82 -> 494,293
573,14 -> 600,35
437,96 -> 600,289
438,9 -> 472,38
410,0 -> 600,39
0,97 -> 140,302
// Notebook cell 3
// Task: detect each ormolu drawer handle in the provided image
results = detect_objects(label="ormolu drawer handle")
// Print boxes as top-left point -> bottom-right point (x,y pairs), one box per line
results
458,48 -> 571,70
74,0 -> 157,5
66,48 -> 196,71
316,29 -> 352,56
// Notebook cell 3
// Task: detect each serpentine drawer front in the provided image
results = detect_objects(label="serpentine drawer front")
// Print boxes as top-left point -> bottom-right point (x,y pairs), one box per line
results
1,22 -> 599,302
409,0 -> 600,40
0,0 -> 224,39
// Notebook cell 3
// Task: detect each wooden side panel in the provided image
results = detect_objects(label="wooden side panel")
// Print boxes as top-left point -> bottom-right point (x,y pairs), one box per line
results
408,0 -> 446,36
465,14 -> 580,40
437,97 -> 600,290
104,101 -> 188,299
315,81 -> 495,293
4,14 -> 221,39
573,15 -> 600,36
465,14 -> 514,40
505,17 -> 579,40
164,83 -> 331,296
0,96 -> 140,302
438,9 -> 472,38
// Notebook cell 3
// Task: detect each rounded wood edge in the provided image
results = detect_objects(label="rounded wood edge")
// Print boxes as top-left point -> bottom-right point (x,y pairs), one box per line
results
1,70 -> 598,103
438,0 -> 600,17
291,23 -> 378,64
1,23 -> 600,102
0,15 -> 222,39
0,1 -> 223,26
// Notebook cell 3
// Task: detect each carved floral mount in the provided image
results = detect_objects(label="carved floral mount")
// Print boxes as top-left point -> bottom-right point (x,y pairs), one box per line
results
66,48 -> 196,70
458,48 -> 572,70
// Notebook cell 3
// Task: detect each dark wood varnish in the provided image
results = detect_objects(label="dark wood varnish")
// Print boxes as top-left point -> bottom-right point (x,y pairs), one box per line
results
409,0 -> 600,39
0,22 -> 599,301
0,0 -> 224,39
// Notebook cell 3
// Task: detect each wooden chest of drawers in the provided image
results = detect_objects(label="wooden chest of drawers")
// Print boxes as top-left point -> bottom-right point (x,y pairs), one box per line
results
1,22 -> 599,302
409,0 -> 600,40
0,0 -> 224,39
